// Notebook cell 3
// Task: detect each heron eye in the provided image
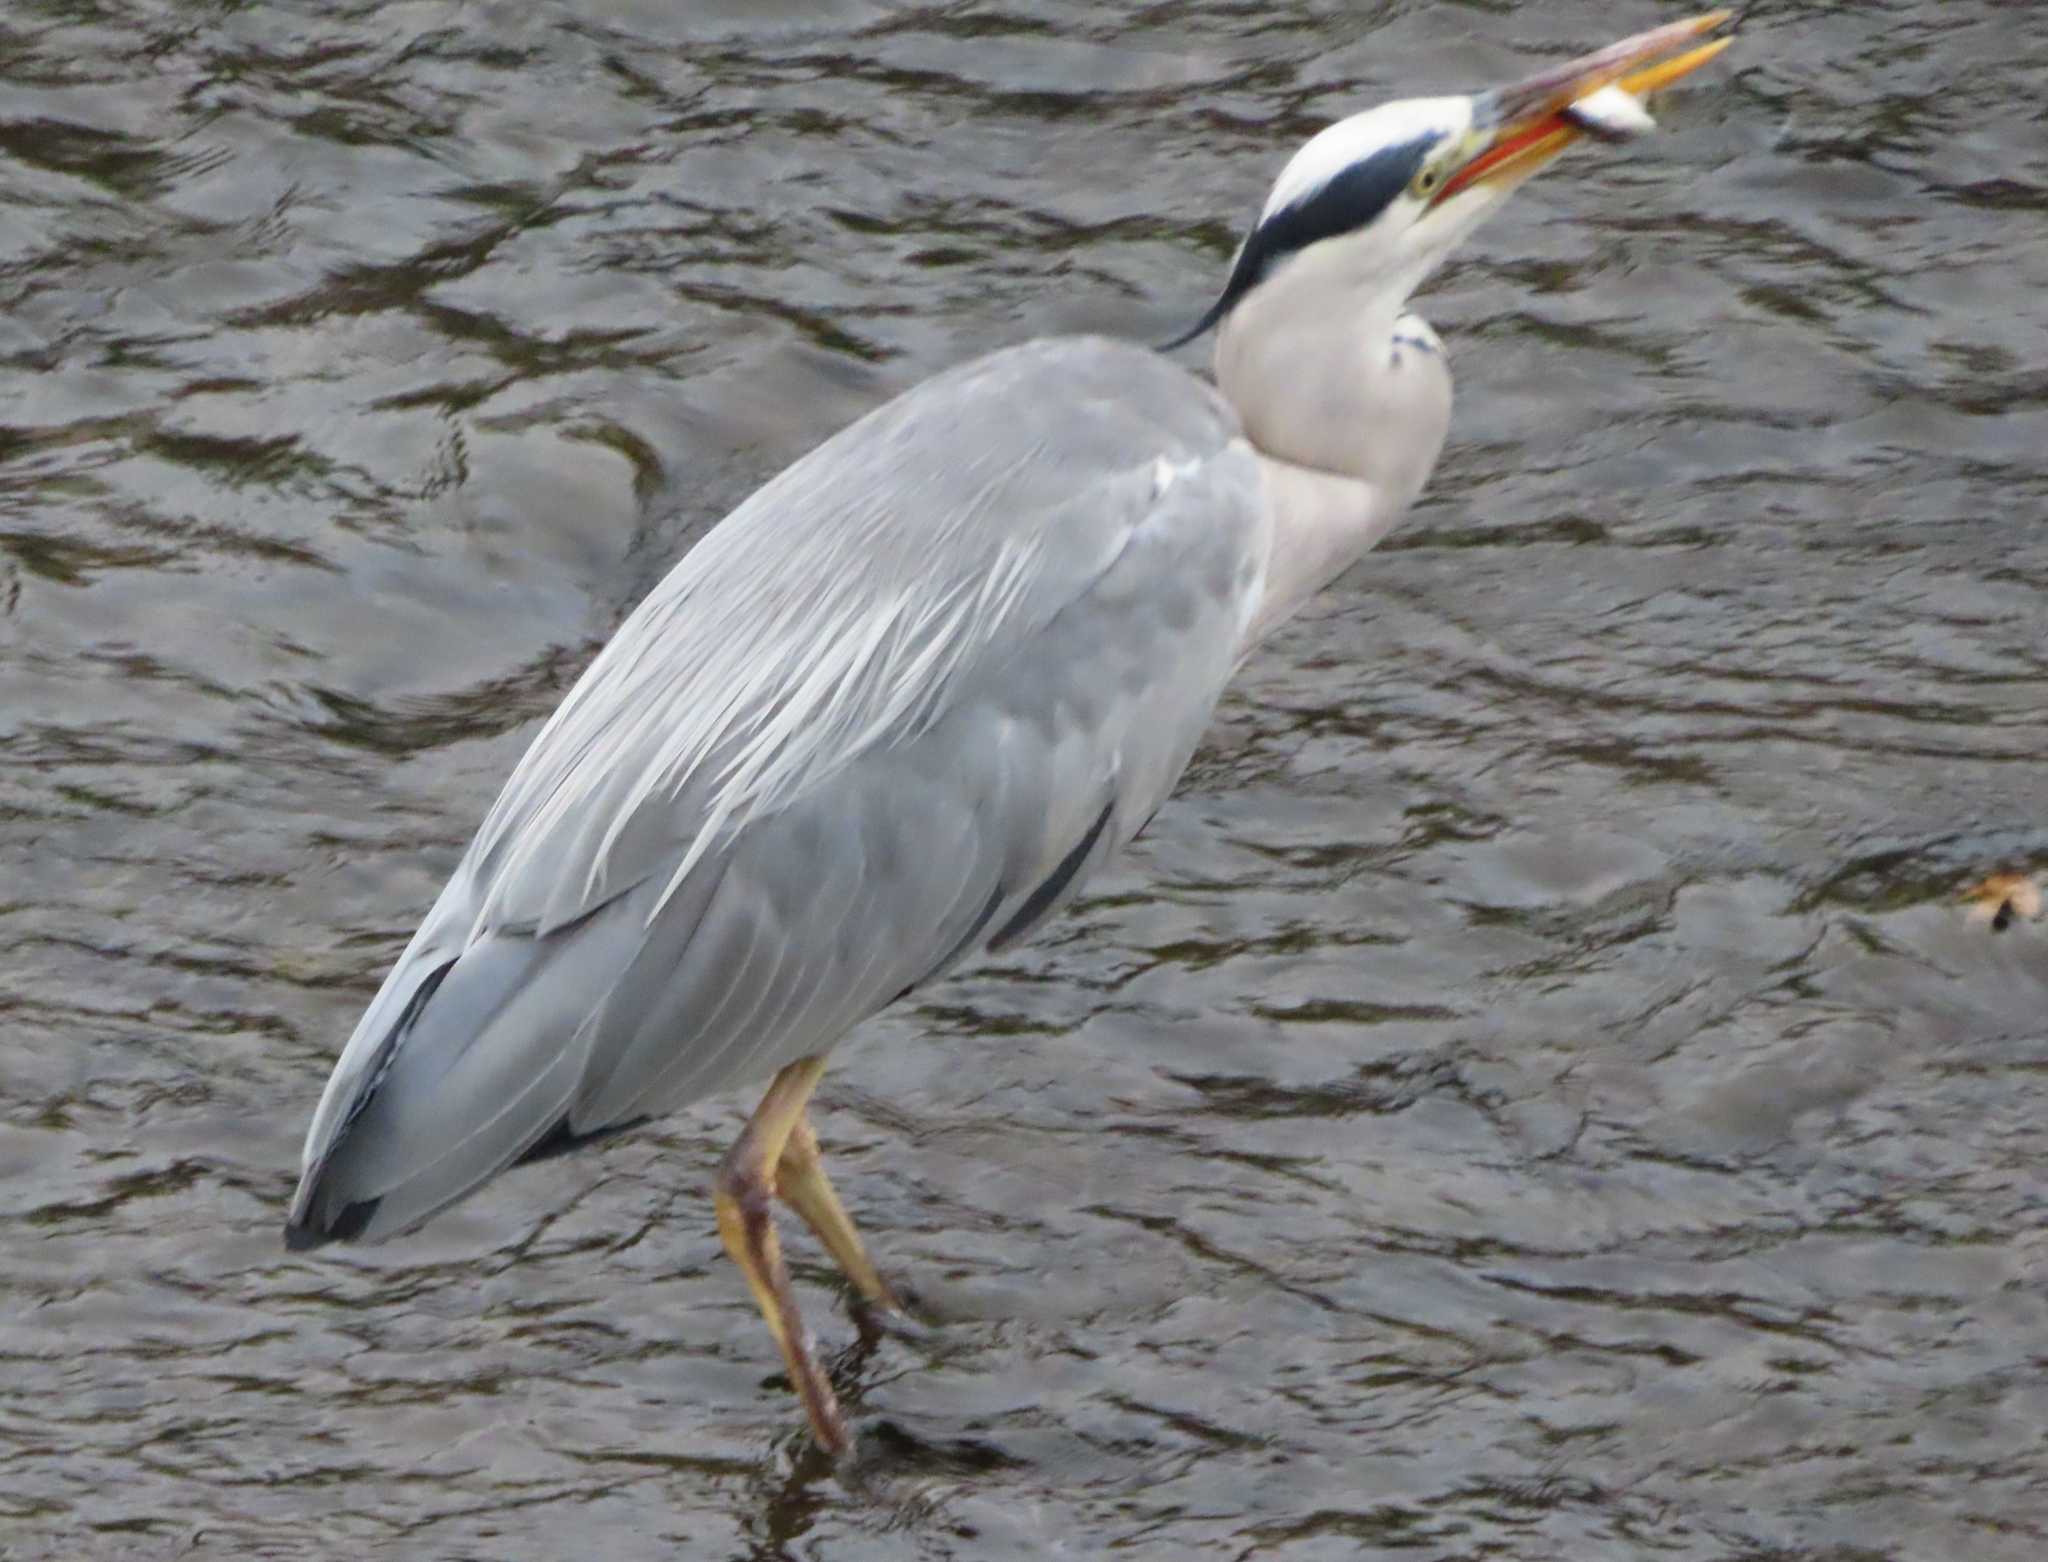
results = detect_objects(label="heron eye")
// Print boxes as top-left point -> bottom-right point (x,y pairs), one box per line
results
1412,165 -> 1443,198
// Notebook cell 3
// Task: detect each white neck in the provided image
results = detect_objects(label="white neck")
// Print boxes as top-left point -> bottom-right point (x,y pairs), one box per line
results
1216,257 -> 1454,643
1240,459 -> 1410,644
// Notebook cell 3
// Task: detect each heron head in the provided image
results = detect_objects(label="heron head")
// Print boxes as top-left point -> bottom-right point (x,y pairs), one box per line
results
1164,12 -> 1733,350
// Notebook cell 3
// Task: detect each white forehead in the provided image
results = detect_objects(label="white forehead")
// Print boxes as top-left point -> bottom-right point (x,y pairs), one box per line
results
1261,94 -> 1475,219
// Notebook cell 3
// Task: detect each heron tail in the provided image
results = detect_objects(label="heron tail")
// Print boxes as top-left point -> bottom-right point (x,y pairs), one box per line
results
283,918 -> 615,1248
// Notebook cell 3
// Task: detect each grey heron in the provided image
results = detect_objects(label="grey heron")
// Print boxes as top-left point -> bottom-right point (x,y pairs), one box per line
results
286,14 -> 1734,1454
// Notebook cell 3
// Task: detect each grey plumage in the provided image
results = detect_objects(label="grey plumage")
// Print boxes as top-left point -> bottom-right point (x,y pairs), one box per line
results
289,337 -> 1267,1245
281,16 -> 1732,1457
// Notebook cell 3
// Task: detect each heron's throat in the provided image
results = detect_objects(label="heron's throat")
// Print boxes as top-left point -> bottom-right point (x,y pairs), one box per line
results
1217,283 -> 1454,640
1214,276 -> 1452,494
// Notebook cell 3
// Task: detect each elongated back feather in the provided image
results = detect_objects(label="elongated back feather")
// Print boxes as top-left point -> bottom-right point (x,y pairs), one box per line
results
467,338 -> 1237,936
288,335 -> 1268,1245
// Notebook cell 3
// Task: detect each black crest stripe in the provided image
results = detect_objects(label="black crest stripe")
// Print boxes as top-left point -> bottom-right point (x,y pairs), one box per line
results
1160,131 -> 1442,350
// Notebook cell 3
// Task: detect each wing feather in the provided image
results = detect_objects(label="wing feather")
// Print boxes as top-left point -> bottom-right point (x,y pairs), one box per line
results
470,342 -> 1235,937
290,335 -> 1268,1244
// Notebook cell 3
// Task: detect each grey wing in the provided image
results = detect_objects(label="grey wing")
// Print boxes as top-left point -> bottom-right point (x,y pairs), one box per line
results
287,337 -> 1267,1246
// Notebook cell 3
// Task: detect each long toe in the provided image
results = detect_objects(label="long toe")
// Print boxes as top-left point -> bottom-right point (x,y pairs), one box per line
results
850,1289 -> 933,1343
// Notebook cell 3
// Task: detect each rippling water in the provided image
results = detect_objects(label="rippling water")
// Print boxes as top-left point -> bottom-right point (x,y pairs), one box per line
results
4,2 -> 2045,1557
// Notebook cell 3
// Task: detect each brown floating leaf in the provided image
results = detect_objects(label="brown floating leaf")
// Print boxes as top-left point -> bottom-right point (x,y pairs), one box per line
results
1960,872 -> 2044,932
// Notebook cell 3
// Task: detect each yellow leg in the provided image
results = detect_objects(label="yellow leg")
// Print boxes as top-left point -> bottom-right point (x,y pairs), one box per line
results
777,1112 -> 906,1315
713,1055 -> 850,1455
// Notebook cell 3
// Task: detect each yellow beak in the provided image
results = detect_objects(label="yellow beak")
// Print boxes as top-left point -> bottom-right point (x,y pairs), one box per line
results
1436,11 -> 1735,205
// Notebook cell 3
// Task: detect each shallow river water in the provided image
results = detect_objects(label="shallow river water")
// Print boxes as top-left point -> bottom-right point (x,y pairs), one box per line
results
3,2 -> 2046,1558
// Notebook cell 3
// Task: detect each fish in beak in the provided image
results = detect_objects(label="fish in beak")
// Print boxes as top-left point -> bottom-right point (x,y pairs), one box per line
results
1434,11 -> 1736,205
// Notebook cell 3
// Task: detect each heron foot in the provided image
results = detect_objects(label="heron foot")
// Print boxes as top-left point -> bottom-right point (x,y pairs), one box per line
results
776,1110 -> 905,1318
851,1288 -> 932,1344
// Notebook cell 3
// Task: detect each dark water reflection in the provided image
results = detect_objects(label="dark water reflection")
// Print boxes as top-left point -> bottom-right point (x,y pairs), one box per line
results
4,1 -> 2045,1557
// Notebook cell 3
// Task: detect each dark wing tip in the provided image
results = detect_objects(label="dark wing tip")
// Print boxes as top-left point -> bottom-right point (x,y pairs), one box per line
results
987,798 -> 1114,952
512,1113 -> 651,1166
282,1193 -> 382,1252
282,1220 -> 328,1252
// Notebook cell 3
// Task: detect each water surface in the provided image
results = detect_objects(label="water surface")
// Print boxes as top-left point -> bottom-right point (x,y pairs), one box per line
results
3,1 -> 2045,1557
